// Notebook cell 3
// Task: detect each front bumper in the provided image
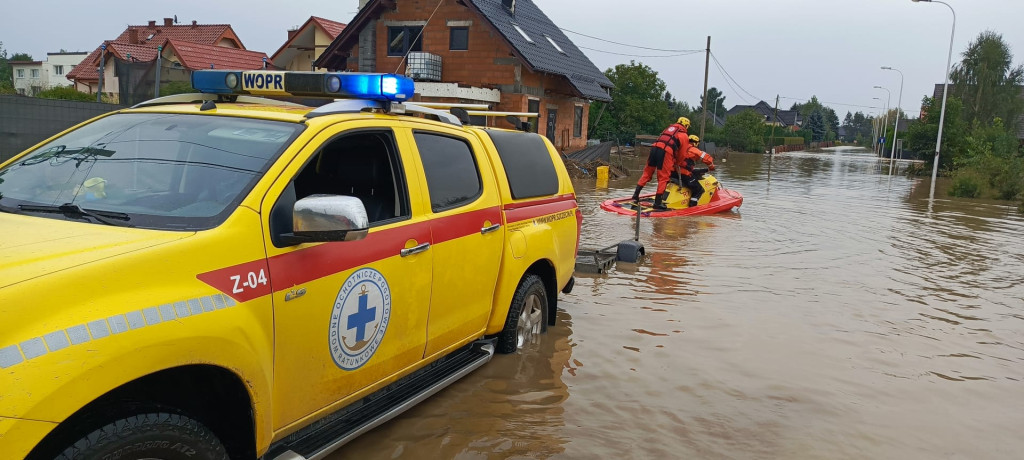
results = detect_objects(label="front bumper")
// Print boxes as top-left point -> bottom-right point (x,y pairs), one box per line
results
0,415 -> 58,459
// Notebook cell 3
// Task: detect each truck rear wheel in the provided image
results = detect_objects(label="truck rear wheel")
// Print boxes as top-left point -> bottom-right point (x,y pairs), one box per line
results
56,412 -> 228,460
497,274 -> 548,354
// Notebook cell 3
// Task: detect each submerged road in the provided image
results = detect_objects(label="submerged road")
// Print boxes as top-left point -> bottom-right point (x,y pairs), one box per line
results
331,147 -> 1024,459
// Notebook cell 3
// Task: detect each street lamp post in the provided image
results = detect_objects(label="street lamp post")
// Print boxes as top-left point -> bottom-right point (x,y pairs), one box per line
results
882,66 -> 905,175
873,86 -> 891,157
912,0 -> 956,201
871,98 -> 882,154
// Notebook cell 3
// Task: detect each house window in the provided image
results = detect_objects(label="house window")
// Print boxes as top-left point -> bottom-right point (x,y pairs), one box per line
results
17,88 -> 25,95
527,99 -> 540,133
30,69 -> 39,78
512,23 -> 533,43
16,69 -> 24,78
54,65 -> 64,75
449,27 -> 469,51
544,35 -> 565,54
388,26 -> 423,56
574,105 -> 583,138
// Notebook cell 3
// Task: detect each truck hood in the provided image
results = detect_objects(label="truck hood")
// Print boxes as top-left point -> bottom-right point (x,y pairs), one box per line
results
0,214 -> 194,289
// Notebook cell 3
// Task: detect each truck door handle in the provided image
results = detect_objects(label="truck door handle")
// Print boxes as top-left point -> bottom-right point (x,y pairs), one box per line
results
400,242 -> 430,257
481,223 -> 501,234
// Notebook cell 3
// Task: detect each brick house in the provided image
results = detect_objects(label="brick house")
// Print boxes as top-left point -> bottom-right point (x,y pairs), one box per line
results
66,18 -> 254,100
315,0 -> 613,152
271,16 -> 347,72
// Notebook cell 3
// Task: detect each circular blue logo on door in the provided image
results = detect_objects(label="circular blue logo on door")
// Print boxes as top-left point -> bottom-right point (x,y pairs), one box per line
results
329,268 -> 391,370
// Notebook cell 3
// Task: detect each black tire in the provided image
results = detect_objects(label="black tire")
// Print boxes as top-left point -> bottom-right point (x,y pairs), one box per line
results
56,413 -> 228,460
497,274 -> 548,354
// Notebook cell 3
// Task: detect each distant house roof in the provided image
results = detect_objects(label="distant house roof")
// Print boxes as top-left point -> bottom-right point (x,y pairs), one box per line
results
9,61 -> 43,66
105,42 -> 160,62
165,40 -> 269,71
727,101 -> 800,126
67,20 -> 244,83
315,0 -> 613,102
271,16 -> 347,65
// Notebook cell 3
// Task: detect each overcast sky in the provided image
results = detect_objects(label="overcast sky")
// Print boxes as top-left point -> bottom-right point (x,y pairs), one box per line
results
5,0 -> 1022,117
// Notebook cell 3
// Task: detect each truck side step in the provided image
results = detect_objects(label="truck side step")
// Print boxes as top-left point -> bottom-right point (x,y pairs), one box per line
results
265,339 -> 496,460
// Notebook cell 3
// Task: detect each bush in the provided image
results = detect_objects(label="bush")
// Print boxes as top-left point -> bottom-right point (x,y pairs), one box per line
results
36,86 -> 94,101
948,172 -> 983,198
159,81 -> 194,97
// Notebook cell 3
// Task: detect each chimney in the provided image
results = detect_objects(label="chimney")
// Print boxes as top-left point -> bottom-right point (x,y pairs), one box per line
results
191,20 -> 197,27
288,27 -> 299,40
164,18 -> 173,27
148,20 -> 156,28
129,29 -> 139,44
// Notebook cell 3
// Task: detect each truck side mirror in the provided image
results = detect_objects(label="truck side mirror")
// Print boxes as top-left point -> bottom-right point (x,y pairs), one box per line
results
278,194 -> 369,245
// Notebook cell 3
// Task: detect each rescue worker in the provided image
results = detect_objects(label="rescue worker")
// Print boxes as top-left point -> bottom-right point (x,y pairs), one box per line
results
673,134 -> 716,207
631,117 -> 692,210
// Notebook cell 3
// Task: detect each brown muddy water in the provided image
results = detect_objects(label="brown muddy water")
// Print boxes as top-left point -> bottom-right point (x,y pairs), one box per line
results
331,147 -> 1024,459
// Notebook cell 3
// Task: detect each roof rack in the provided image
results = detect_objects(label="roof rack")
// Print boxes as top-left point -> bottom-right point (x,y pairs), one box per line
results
131,93 -> 307,109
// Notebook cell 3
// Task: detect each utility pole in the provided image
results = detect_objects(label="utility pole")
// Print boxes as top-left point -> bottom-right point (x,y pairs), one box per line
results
768,95 -> 779,154
97,44 -> 106,103
154,46 -> 162,99
699,36 -> 711,143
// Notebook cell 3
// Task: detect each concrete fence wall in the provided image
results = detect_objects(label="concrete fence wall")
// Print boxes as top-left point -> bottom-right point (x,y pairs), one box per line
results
1,95 -> 124,162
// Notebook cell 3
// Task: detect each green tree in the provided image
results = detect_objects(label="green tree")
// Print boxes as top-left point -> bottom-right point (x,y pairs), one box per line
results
906,96 -> 967,169
722,109 -> 765,152
805,110 -> 826,141
696,87 -> 726,119
951,31 -> 1024,127
589,61 -> 672,144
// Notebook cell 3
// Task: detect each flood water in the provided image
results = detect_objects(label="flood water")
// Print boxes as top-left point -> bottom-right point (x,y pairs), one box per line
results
331,147 -> 1024,459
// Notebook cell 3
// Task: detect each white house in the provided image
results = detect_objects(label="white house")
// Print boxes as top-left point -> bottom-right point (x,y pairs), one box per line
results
10,52 -> 88,96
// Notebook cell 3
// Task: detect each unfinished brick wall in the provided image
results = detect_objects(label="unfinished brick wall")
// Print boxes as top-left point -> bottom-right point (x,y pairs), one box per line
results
343,0 -> 592,151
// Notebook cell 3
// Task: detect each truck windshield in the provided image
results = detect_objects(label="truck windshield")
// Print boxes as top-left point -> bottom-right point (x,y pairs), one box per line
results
0,113 -> 303,230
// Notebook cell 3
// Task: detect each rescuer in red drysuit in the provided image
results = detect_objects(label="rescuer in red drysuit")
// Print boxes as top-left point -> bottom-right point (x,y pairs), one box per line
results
632,117 -> 692,210
673,134 -> 716,207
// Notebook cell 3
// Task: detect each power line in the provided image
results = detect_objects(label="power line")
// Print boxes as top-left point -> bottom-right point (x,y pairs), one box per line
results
577,46 -> 703,58
709,52 -> 762,103
560,27 -> 703,53
778,96 -> 884,111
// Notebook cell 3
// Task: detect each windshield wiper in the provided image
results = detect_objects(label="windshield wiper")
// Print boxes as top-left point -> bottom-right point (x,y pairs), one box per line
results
18,203 -> 133,227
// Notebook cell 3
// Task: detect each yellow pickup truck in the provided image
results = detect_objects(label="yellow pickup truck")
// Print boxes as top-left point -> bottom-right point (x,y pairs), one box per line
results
0,71 -> 580,460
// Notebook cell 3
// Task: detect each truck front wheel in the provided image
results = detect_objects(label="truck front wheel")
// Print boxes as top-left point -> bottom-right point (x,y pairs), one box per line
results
497,274 -> 548,354
56,413 -> 228,460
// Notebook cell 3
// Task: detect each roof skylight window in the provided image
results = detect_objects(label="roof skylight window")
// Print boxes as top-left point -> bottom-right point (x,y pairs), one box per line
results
512,23 -> 533,43
544,35 -> 565,54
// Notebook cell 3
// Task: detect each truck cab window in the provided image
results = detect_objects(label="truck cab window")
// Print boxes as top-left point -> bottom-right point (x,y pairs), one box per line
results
271,131 -> 409,244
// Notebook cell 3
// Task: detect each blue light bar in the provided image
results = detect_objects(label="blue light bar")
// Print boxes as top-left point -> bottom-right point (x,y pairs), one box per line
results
190,70 -> 415,102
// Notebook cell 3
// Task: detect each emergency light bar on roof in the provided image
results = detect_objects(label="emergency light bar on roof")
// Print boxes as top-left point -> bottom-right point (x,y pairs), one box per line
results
190,70 -> 415,102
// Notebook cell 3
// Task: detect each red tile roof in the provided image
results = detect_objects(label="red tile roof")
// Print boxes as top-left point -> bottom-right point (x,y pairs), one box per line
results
113,23 -> 238,49
105,43 -> 159,62
311,16 -> 347,39
67,21 -> 244,83
165,40 -> 269,71
270,16 -> 347,62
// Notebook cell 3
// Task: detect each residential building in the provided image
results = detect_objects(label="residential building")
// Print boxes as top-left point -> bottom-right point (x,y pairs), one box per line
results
10,61 -> 44,96
315,0 -> 613,152
726,101 -> 802,130
271,16 -> 347,71
9,52 -> 88,95
67,18 -> 255,101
